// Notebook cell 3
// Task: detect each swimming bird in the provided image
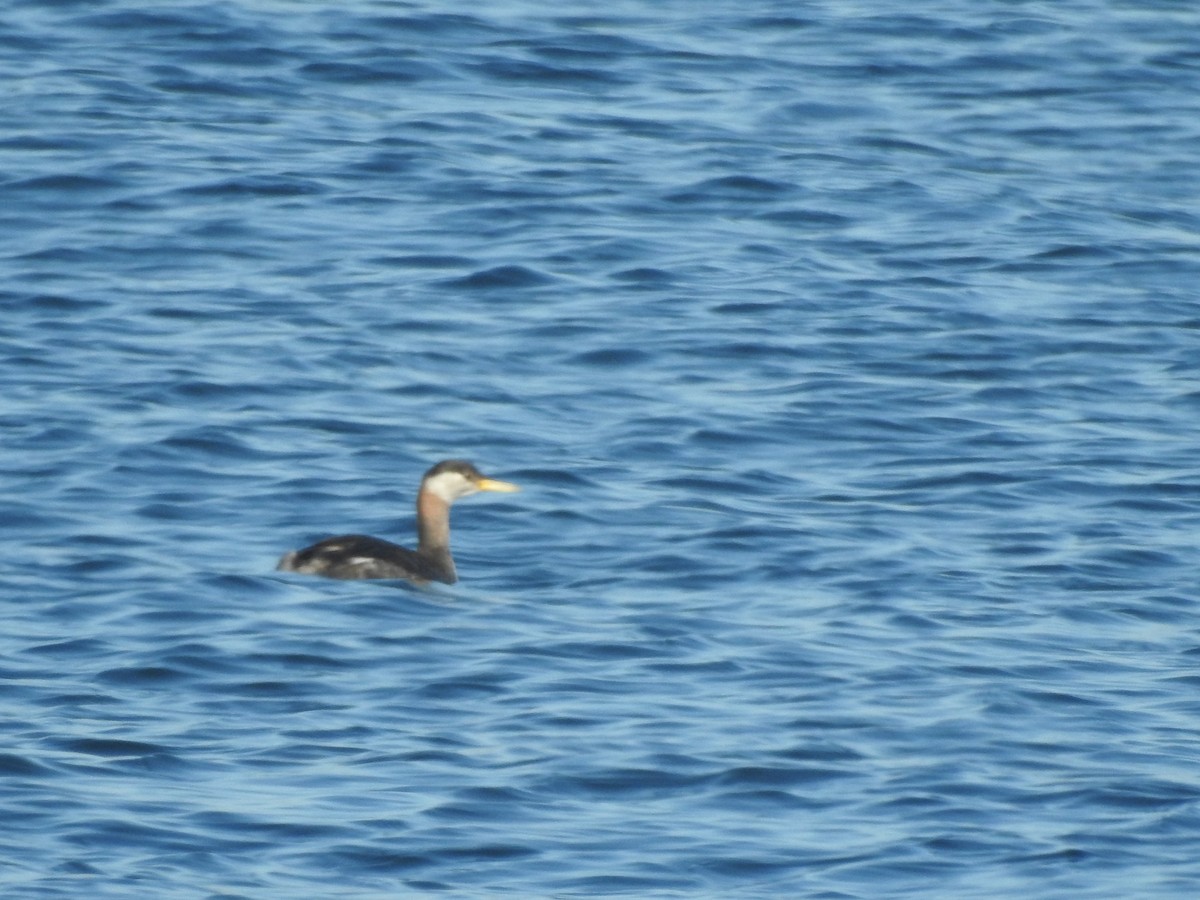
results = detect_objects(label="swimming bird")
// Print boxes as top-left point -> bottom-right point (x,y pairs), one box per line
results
276,459 -> 519,583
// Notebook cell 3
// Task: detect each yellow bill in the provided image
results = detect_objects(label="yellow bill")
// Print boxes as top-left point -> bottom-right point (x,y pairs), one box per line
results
476,478 -> 520,493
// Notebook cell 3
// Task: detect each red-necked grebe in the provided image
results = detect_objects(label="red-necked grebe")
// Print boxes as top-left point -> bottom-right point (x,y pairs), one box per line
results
276,459 -> 519,583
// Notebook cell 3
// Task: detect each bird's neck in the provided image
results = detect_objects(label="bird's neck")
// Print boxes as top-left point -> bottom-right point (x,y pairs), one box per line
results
416,489 -> 456,580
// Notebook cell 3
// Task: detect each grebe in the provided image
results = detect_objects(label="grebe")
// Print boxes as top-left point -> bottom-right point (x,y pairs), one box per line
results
276,459 -> 519,583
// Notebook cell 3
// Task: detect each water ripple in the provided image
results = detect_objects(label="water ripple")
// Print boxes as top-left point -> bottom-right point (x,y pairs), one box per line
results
2,2 -> 1199,898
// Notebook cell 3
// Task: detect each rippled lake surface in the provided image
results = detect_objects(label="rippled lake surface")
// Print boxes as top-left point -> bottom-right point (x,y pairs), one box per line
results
3,2 -> 1200,897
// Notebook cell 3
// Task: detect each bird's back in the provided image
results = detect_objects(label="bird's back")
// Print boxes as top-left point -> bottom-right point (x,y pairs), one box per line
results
276,534 -> 451,583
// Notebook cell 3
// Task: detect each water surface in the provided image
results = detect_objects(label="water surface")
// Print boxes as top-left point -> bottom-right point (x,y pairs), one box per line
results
3,2 -> 1200,897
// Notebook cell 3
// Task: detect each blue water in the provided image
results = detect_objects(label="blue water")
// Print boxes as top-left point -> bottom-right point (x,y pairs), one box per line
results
3,1 -> 1200,896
